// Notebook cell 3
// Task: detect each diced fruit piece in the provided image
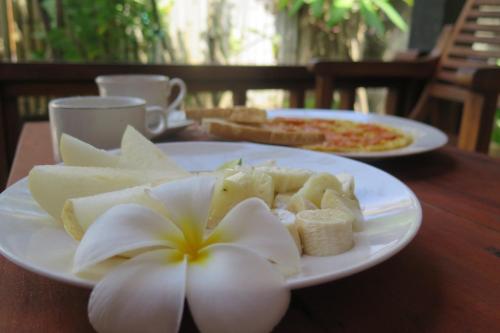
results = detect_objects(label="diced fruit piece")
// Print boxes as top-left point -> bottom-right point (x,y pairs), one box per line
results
255,166 -> 312,193
28,165 -> 183,219
321,188 -> 364,231
272,209 -> 302,254
286,194 -> 317,213
117,126 -> 190,176
296,208 -> 354,256
60,134 -> 119,167
292,172 -> 342,207
61,186 -> 169,240
216,158 -> 242,171
335,173 -> 356,198
208,170 -> 274,228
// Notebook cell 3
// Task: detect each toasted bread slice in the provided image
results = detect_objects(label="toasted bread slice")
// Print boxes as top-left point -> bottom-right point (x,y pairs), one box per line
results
229,107 -> 267,124
202,118 -> 324,146
185,106 -> 267,124
185,108 -> 233,121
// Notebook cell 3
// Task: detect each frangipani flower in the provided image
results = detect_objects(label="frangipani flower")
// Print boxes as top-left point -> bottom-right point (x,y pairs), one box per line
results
74,176 -> 300,333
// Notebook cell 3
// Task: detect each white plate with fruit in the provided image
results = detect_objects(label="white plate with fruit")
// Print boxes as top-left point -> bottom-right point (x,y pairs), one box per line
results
0,128 -> 421,289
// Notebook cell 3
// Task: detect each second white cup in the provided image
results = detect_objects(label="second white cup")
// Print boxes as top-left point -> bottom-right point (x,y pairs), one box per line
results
96,74 -> 187,124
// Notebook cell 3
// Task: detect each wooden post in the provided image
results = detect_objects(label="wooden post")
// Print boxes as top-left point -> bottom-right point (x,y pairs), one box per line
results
289,89 -> 305,108
232,88 -> 247,106
315,75 -> 333,109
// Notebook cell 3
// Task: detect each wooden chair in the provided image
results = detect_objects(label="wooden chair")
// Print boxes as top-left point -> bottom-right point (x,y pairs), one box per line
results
410,0 -> 500,152
310,0 -> 500,153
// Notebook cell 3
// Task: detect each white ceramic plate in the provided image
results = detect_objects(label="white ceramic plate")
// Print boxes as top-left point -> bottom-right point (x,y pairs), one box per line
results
268,109 -> 448,158
0,142 -> 421,289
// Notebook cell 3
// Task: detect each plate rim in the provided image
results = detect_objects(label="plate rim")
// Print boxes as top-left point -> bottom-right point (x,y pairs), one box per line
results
267,108 -> 448,159
0,141 -> 422,290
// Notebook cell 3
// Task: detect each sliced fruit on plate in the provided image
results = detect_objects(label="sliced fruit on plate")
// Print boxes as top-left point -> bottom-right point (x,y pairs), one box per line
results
60,134 -> 119,167
296,208 -> 354,256
117,126 -> 190,175
61,186 -> 169,240
28,165 -> 187,219
321,188 -> 364,231
291,172 -> 343,207
272,209 -> 302,254
208,170 -> 274,228
255,166 -> 312,193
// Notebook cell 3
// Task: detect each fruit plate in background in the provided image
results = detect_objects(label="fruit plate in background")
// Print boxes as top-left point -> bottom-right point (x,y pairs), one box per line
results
0,142 -> 422,289
268,109 -> 448,159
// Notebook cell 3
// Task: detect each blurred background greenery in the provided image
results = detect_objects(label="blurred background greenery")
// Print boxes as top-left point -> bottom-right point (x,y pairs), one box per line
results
0,0 -> 413,110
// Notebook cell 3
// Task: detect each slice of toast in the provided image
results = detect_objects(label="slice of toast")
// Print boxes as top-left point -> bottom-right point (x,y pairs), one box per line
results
228,107 -> 267,124
202,118 -> 325,146
185,106 -> 267,124
185,108 -> 233,121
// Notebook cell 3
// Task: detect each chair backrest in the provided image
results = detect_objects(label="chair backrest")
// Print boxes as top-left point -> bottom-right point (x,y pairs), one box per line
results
436,0 -> 500,86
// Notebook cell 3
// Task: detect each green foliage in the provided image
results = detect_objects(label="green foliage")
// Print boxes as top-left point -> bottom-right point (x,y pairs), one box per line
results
39,0 -> 171,62
279,0 -> 408,36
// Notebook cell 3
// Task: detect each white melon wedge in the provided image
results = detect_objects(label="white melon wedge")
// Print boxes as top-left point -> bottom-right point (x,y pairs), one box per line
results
117,126 -> 190,176
60,134 -> 119,167
62,186 -> 169,240
28,165 -> 186,220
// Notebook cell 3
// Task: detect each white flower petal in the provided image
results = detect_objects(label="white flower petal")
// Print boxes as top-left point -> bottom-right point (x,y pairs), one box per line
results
186,244 -> 290,333
149,176 -> 216,244
74,203 -> 184,273
208,198 -> 301,276
89,249 -> 187,333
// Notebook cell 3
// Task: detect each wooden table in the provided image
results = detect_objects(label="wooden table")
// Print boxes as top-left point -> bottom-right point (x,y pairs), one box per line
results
1,122 -> 499,332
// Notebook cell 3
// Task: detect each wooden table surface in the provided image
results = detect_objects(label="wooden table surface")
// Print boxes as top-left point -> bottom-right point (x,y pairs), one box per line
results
1,122 -> 499,333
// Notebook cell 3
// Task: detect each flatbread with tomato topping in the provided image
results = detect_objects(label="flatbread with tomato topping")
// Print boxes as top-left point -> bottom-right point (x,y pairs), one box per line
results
267,117 -> 412,152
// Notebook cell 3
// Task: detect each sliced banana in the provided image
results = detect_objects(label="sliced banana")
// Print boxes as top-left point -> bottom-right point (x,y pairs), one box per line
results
272,209 -> 302,254
255,166 -> 312,193
321,188 -> 364,231
296,208 -> 354,256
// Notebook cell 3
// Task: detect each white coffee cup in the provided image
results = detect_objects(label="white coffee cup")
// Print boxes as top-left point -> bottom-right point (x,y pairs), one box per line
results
49,96 -> 166,161
95,74 -> 187,123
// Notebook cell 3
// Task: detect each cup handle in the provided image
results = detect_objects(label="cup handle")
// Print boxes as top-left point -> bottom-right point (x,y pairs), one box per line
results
166,78 -> 187,113
145,106 -> 167,137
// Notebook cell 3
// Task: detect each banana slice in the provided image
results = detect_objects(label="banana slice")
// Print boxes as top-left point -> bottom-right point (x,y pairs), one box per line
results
296,208 -> 354,256
321,188 -> 364,231
255,166 -> 312,193
272,209 -> 302,254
